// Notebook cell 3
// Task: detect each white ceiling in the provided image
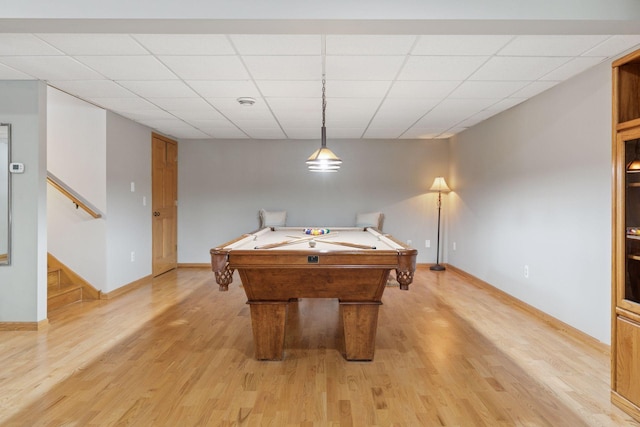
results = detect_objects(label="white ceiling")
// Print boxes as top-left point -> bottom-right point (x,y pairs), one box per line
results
1,32 -> 639,140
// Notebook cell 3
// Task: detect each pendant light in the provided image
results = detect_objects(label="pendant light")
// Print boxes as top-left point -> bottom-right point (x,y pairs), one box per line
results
306,78 -> 342,172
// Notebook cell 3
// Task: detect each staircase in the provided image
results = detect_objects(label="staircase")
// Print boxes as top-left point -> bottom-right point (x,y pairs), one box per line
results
47,253 -> 101,312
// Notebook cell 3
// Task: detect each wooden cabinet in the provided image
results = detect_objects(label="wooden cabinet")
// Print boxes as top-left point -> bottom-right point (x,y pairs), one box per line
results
612,48 -> 640,422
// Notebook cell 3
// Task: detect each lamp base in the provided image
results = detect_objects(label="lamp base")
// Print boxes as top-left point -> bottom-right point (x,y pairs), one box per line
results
430,264 -> 446,271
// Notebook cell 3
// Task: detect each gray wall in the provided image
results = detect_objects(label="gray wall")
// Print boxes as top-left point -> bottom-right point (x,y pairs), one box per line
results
0,81 -> 47,323
178,138 -> 450,264
448,61 -> 612,343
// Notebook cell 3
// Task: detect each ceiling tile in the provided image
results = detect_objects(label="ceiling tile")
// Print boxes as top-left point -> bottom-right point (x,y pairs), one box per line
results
326,55 -> 405,80
448,81 -> 529,98
539,56 -> 605,81
469,56 -> 571,81
88,97 -> 157,112
0,34 -> 63,55
398,56 -> 488,80
326,80 -> 391,98
76,55 -> 176,80
484,98 -> 527,112
146,97 -> 212,111
399,128 -> 447,139
160,55 -> 249,80
49,80 -> 137,98
209,128 -> 249,138
122,109 -> 179,121
498,35 -> 610,56
372,98 -> 441,128
255,80 -> 319,97
118,80 -> 198,98
582,35 -> 640,57
188,119 -> 238,132
243,128 -> 287,139
0,56 -> 104,80
208,98 -> 274,121
37,34 -> 147,55
363,128 -> 405,139
326,35 -> 416,55
133,34 -> 235,55
326,128 -> 365,139
283,128 -> 318,139
231,35 -> 320,55
0,62 -> 34,79
412,35 -> 513,55
509,81 -> 559,98
387,80 -> 460,99
188,80 -> 260,98
243,56 -> 321,80
171,109 -> 226,121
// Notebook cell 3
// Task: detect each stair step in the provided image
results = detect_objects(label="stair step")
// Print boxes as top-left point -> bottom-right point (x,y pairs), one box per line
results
47,269 -> 61,292
48,285 -> 82,312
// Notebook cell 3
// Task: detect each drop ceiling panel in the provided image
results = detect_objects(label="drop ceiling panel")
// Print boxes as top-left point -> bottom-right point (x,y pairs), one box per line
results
448,81 -> 530,99
255,80 -> 319,97
89,97 -> 157,113
582,36 -> 640,57
325,56 -> 406,80
469,56 -> 571,81
146,97 -> 213,112
160,55 -> 249,80
326,35 -> 416,55
284,128 -> 319,139
171,109 -> 227,121
412,35 -> 513,55
398,56 -> 489,81
133,34 -> 235,55
243,56 -> 321,80
37,34 -> 147,55
244,128 -> 287,139
76,55 -> 177,80
498,35 -> 611,57
363,128 -> 406,139
0,34 -> 63,55
386,80 -> 460,99
539,56 -> 605,81
118,80 -> 198,98
50,80 -> 136,98
230,35 -> 321,55
326,80 -> 391,98
0,56 -> 104,80
510,81 -> 559,98
399,128 -> 447,139
188,80 -> 260,98
0,62 -> 34,79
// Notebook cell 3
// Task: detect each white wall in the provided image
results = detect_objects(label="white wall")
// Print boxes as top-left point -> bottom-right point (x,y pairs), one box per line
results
105,112 -> 152,292
0,80 -> 47,322
448,61 -> 612,343
0,128 -> 8,257
47,87 -> 108,289
178,138 -> 449,264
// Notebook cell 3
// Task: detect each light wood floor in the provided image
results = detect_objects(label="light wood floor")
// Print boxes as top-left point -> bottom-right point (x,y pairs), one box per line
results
0,266 -> 637,426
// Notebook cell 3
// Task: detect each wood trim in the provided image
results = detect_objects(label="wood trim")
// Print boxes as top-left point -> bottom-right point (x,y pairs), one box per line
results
0,319 -> 48,331
611,391 -> 640,423
612,48 -> 640,68
178,263 -> 209,268
47,176 -> 102,219
616,118 -> 640,132
446,264 -> 610,355
101,274 -> 153,300
0,253 -> 7,263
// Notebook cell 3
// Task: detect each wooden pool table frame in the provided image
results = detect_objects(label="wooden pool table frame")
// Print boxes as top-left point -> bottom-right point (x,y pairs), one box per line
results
210,227 -> 417,361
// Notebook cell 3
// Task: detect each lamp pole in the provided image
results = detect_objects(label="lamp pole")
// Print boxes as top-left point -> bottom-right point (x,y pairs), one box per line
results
430,190 -> 445,271
429,177 -> 450,271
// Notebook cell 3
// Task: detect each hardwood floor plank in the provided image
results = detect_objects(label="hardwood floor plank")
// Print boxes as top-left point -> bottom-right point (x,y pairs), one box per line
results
0,267 -> 637,426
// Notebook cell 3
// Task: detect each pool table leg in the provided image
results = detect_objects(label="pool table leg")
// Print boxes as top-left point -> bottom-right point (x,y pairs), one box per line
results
340,301 -> 382,361
248,301 -> 288,360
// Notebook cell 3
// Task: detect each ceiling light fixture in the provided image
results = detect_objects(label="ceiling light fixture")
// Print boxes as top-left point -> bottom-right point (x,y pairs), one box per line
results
237,97 -> 256,106
306,77 -> 341,172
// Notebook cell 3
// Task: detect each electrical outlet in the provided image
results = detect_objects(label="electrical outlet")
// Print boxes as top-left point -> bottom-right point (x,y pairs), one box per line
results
131,251 -> 135,262
453,242 -> 457,251
425,240 -> 431,248
524,265 -> 529,279
130,181 -> 135,192
407,239 -> 412,246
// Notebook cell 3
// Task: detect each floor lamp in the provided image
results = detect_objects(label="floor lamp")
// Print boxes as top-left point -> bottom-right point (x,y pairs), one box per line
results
429,177 -> 451,271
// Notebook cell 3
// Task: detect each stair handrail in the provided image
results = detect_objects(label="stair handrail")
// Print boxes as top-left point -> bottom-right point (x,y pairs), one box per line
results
47,171 -> 104,219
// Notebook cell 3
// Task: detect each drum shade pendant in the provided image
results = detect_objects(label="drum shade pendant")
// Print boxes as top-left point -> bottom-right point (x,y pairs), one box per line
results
307,78 -> 342,172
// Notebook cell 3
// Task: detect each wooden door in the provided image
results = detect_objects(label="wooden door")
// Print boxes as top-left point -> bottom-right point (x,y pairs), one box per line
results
152,133 -> 178,277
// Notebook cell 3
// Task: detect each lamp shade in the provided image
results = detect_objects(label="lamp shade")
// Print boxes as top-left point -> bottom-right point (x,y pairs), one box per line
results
429,177 -> 451,192
628,159 -> 640,173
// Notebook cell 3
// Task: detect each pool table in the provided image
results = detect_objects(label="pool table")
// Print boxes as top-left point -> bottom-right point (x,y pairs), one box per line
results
210,226 -> 417,361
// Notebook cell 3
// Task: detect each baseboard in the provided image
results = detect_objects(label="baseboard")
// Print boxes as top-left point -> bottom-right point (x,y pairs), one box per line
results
445,263 -> 610,355
101,274 -> 153,300
178,263 -> 209,268
611,391 -> 640,423
0,319 -> 49,331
